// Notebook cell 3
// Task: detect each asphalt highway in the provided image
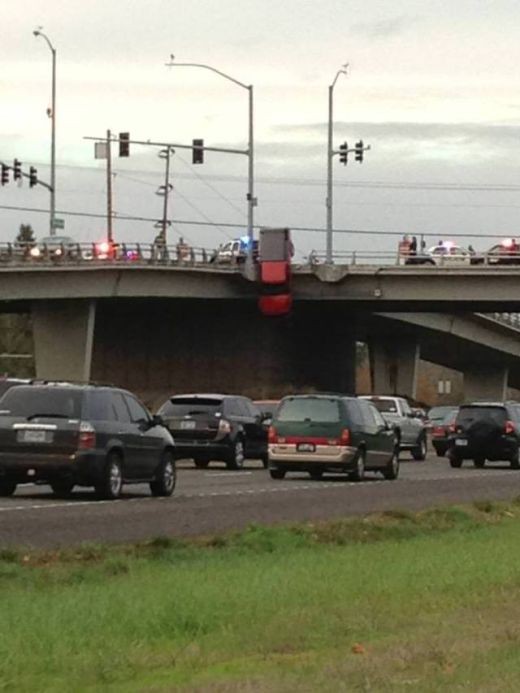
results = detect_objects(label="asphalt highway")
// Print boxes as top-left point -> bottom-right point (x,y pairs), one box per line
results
2,451 -> 520,549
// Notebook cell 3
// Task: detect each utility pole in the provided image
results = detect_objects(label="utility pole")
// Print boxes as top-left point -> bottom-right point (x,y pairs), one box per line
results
326,65 -> 347,264
106,129 -> 113,244
157,147 -> 174,242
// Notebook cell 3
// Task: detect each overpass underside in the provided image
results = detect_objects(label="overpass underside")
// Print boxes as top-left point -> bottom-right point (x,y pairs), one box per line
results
26,297 -> 520,407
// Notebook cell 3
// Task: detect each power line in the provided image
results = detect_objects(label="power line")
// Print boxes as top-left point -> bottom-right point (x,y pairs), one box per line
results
0,202 -> 516,240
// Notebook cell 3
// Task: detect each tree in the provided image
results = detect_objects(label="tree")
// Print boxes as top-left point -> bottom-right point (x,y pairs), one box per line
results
15,224 -> 35,245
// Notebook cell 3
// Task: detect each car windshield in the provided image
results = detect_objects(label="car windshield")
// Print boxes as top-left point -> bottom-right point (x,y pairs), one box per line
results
428,406 -> 456,422
160,398 -> 223,417
0,387 -> 82,419
367,399 -> 399,414
276,397 -> 340,423
457,406 -> 507,426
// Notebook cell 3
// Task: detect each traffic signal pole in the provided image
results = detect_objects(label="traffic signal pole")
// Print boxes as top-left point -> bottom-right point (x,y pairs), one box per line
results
106,130 -> 113,244
326,67 -> 347,264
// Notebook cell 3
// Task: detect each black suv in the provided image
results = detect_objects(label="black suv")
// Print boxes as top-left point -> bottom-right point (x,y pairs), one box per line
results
0,383 -> 176,499
157,394 -> 268,469
447,402 -> 520,469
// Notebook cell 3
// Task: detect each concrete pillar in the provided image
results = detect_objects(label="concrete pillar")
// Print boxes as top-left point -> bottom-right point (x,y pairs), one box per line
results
463,365 -> 509,402
369,338 -> 420,400
32,300 -> 96,382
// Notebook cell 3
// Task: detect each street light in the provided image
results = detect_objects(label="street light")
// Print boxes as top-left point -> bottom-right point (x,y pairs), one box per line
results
326,64 -> 348,264
165,57 -> 256,269
33,28 -> 57,236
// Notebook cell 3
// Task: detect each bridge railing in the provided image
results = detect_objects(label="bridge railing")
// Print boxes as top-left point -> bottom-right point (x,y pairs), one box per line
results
0,242 -> 240,268
303,250 -> 520,267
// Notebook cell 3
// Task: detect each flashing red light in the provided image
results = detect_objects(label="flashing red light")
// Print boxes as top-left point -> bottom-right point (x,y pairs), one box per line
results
502,238 -> 514,248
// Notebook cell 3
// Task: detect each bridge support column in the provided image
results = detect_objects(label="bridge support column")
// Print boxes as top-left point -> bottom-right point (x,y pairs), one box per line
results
32,300 -> 96,382
463,364 -> 509,402
369,338 -> 420,400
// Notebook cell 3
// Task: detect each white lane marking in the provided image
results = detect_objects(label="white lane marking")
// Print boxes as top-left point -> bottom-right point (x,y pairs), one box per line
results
205,472 -> 253,477
0,469 -> 516,514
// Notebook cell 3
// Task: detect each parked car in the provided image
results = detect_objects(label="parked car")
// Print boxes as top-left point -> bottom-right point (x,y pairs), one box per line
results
268,394 -> 399,481
0,377 -> 30,400
431,407 -> 458,457
157,394 -> 268,469
29,235 -> 80,261
447,402 -> 520,468
485,239 -> 520,265
405,243 -> 472,267
425,405 -> 459,431
0,383 -> 176,499
359,395 -> 427,460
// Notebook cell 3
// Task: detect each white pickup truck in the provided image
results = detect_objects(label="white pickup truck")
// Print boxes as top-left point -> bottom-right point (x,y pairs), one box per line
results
359,395 -> 427,460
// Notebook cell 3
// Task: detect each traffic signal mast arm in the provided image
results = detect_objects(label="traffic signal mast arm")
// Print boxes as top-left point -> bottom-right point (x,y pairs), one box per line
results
83,135 -> 249,157
0,161 -> 52,191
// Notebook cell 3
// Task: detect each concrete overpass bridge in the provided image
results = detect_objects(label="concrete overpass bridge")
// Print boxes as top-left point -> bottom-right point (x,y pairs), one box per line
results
1,259 -> 520,404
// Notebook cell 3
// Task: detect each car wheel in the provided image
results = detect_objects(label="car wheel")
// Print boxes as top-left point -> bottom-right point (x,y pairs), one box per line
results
350,451 -> 366,481
150,451 -> 176,497
383,449 -> 400,480
50,480 -> 75,498
269,468 -> 286,480
473,457 -> 486,469
411,435 -> 427,461
95,453 -> 123,500
194,459 -> 209,469
0,479 -> 17,497
449,456 -> 463,468
309,469 -> 323,481
510,448 -> 520,469
226,437 -> 245,470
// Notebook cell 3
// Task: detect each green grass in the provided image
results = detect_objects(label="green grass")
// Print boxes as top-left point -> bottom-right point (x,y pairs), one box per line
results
3,503 -> 520,691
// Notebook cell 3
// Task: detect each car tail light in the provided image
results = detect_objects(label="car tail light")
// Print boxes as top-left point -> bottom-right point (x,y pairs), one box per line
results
78,421 -> 96,450
268,425 -> 277,444
432,426 -> 444,437
339,428 -> 351,445
505,420 -> 516,434
218,419 -> 231,435
448,423 -> 456,434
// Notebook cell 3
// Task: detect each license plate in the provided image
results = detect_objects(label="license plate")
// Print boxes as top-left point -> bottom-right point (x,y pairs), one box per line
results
180,421 -> 196,430
297,442 -> 316,452
19,430 -> 49,443
455,439 -> 468,447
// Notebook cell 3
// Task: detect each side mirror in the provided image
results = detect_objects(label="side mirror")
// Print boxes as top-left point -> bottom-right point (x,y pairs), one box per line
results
152,414 -> 164,427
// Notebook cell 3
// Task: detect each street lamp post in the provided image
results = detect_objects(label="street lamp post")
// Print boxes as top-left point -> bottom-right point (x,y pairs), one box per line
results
33,28 -> 57,236
165,58 -> 256,268
326,65 -> 348,264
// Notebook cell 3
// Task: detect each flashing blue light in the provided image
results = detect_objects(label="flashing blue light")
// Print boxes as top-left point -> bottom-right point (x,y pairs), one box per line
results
240,235 -> 251,247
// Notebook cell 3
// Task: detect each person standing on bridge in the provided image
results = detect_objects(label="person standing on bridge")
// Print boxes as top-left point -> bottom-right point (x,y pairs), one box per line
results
409,236 -> 418,256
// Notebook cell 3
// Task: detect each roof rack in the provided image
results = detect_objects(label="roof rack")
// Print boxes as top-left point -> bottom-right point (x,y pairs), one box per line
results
29,379 -> 115,388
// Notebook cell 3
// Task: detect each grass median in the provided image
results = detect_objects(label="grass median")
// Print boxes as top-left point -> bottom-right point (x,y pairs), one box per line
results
3,501 -> 520,691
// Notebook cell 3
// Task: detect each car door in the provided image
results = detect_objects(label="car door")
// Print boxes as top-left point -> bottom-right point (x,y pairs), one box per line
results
109,391 -> 140,479
357,400 -> 380,468
399,399 -> 416,445
367,403 -> 395,463
123,393 -> 160,477
241,398 -> 267,458
223,398 -> 251,452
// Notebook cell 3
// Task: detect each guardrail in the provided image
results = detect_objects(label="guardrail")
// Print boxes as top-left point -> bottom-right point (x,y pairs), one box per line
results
0,242 -> 238,268
303,249 -> 520,267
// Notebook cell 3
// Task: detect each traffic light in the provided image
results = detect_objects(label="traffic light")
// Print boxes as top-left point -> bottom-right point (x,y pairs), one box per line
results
192,139 -> 204,164
339,142 -> 348,165
29,166 -> 38,188
119,132 -> 130,157
13,159 -> 22,181
1,164 -> 8,186
355,140 -> 364,163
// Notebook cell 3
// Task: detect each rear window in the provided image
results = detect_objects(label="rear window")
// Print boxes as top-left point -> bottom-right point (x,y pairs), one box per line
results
159,397 -> 223,417
367,399 -> 399,414
0,387 -> 82,419
428,406 -> 454,422
457,406 -> 507,426
0,381 -> 24,399
276,397 -> 340,423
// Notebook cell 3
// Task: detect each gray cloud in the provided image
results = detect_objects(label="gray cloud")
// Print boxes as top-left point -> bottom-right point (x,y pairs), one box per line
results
350,16 -> 415,39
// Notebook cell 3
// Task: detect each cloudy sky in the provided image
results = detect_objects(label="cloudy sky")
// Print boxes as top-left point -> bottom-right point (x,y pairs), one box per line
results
2,0 -> 520,257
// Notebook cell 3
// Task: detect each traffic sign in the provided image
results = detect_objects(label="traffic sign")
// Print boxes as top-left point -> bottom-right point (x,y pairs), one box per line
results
52,218 -> 65,230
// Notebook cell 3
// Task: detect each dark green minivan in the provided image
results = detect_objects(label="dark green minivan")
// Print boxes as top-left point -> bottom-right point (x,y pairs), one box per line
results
268,394 -> 399,481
